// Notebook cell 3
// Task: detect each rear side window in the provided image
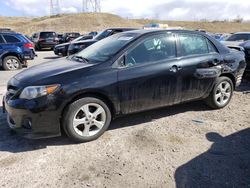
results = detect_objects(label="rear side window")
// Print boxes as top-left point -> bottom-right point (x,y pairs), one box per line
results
178,34 -> 209,56
0,35 -> 5,44
3,35 -> 21,43
126,34 -> 176,66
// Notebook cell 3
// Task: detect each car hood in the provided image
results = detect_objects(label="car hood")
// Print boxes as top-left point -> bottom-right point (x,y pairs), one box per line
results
222,41 -> 243,47
222,40 -> 250,50
13,57 -> 94,85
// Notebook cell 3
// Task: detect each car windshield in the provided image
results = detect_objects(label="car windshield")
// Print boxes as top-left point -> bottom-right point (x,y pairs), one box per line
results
40,32 -> 57,38
67,33 -> 80,37
226,34 -> 250,42
94,29 -> 113,40
76,33 -> 136,63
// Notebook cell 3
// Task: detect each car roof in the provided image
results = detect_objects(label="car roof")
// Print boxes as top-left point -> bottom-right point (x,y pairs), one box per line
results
105,27 -> 139,30
233,32 -> 250,34
0,31 -> 21,35
122,29 -> 214,36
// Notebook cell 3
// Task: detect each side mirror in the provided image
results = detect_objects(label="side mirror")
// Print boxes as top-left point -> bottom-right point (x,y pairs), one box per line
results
206,132 -> 223,142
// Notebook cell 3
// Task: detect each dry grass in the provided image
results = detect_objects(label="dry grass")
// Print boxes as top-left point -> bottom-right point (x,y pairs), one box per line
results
1,13 -> 250,35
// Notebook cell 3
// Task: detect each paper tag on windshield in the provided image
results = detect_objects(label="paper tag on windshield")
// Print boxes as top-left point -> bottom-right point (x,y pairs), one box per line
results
118,36 -> 133,41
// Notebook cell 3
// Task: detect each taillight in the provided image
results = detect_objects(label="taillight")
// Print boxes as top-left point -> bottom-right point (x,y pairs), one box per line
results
24,43 -> 34,48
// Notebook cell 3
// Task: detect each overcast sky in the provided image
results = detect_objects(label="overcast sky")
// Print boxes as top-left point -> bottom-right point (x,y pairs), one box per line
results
1,0 -> 250,21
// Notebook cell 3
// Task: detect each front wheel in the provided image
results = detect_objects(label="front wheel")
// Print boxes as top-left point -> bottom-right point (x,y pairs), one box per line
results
63,97 -> 112,142
205,76 -> 233,109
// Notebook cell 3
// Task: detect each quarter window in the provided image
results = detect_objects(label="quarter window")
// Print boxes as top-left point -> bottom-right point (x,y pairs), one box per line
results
126,34 -> 176,66
178,34 -> 209,56
3,35 -> 20,43
207,40 -> 217,53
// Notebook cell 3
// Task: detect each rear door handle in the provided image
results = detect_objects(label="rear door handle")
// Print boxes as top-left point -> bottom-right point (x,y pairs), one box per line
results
169,65 -> 182,73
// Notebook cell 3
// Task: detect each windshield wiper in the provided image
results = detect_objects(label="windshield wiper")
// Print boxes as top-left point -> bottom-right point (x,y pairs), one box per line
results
72,55 -> 89,63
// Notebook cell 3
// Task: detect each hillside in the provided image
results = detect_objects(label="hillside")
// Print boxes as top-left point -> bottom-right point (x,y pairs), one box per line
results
1,13 -> 250,35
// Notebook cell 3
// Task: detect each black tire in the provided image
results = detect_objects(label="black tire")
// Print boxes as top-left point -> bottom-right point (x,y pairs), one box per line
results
2,56 -> 22,71
35,44 -> 41,51
205,76 -> 233,109
62,97 -> 112,142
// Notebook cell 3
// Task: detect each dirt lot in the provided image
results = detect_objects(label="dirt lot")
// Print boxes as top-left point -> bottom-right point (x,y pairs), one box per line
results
0,51 -> 249,188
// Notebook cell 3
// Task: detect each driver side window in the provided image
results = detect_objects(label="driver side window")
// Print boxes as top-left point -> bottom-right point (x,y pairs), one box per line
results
125,34 -> 176,67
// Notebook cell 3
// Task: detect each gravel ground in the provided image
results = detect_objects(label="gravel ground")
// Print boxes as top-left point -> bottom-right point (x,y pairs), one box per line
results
0,51 -> 249,188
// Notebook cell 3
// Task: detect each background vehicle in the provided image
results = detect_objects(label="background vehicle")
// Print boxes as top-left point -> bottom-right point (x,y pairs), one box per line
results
0,30 -> 35,70
88,31 -> 98,37
67,28 -> 138,55
3,30 -> 246,142
54,35 -> 93,56
61,32 -> 80,43
57,34 -> 63,43
32,31 -> 59,50
222,32 -> 250,77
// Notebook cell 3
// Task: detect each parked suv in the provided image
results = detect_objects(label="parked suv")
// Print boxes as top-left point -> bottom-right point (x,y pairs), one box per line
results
61,32 -> 80,43
0,30 -> 35,70
3,30 -> 246,142
32,31 -> 59,50
222,32 -> 250,77
67,28 -> 138,55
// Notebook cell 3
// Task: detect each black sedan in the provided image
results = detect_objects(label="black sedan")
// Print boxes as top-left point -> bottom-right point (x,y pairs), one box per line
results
54,35 -> 93,56
67,27 -> 138,56
3,30 -> 246,142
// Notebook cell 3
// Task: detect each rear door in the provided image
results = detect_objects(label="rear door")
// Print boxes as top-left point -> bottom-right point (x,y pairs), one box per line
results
176,33 -> 223,102
117,32 -> 183,114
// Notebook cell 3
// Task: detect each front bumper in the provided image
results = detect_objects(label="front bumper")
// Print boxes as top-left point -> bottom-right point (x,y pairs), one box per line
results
54,47 -> 67,56
2,94 -> 62,139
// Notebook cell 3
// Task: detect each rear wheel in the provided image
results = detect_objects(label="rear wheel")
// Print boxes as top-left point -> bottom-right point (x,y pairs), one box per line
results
63,97 -> 112,142
35,44 -> 41,51
205,76 -> 233,109
2,56 -> 21,71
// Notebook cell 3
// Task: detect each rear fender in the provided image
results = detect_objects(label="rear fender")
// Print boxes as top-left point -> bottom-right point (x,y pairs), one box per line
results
0,50 -> 23,66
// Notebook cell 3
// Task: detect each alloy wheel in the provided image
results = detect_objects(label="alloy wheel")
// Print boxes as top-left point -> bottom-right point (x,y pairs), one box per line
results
214,81 -> 232,106
72,103 -> 106,137
6,58 -> 19,70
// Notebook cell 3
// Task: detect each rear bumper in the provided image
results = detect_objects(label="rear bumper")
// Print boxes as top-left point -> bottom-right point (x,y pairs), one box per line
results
3,94 -> 61,139
39,42 -> 58,49
22,49 -> 36,61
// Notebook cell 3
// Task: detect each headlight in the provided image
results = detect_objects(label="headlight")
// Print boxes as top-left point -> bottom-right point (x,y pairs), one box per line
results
19,85 -> 60,99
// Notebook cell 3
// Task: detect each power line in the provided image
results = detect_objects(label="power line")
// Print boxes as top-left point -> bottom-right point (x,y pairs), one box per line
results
82,0 -> 101,13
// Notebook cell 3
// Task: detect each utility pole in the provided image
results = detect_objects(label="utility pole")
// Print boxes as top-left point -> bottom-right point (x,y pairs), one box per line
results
82,0 -> 101,13
50,0 -> 60,16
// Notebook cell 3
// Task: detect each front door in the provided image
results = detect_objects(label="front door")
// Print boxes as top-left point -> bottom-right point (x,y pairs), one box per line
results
117,33 -> 183,114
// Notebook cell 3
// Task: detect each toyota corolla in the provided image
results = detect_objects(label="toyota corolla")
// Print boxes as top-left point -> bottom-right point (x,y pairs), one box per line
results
3,30 -> 246,142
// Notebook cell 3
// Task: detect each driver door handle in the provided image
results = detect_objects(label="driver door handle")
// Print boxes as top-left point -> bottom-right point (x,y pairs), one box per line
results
169,65 -> 182,73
